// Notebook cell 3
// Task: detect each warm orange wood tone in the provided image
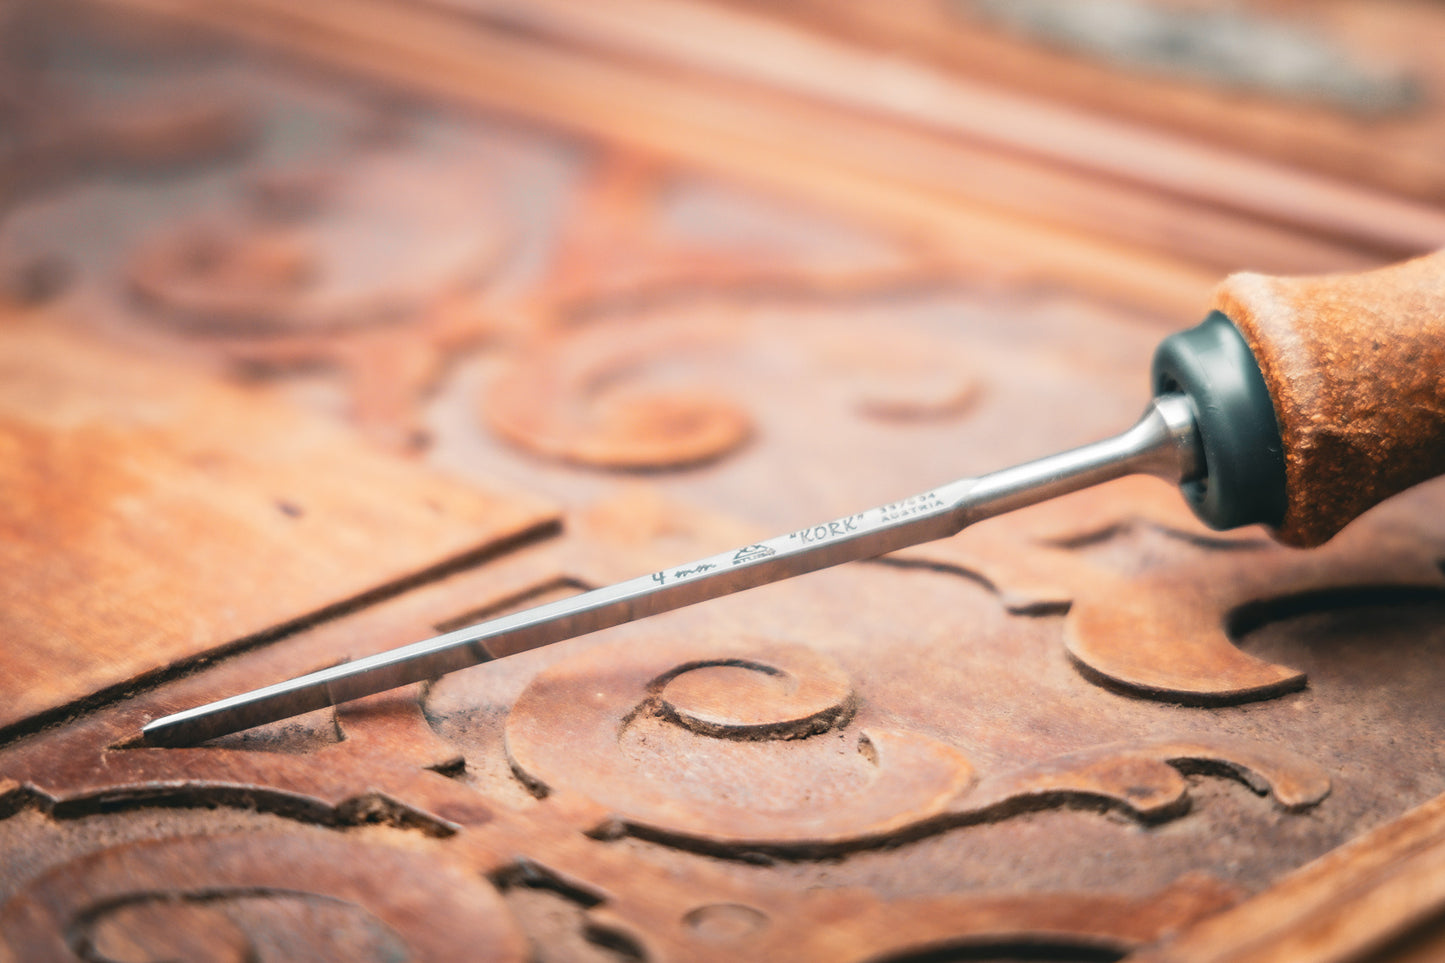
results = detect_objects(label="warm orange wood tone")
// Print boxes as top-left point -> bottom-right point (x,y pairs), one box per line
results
4,1 -> 1445,960
0,313 -> 555,736
722,0 -> 1445,206
1131,792 -> 1445,963
72,0 -> 1239,319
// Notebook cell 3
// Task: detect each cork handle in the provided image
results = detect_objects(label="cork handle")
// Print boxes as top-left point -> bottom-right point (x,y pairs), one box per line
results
1213,251 -> 1445,547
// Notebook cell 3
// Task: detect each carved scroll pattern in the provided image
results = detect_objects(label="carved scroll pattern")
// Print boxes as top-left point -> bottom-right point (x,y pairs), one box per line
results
0,834 -> 531,963
0,492 -> 1327,962
7,8 -> 1445,963
4,9 -> 980,474
118,146 -> 947,459
483,306 -> 983,470
3,12 -> 936,460
502,634 -> 1329,856
116,144 -> 517,452
0,651 -> 1246,963
4,468 -> 1443,960
5,466 -> 1438,959
893,476 -> 1445,705
1,427 -> 1440,946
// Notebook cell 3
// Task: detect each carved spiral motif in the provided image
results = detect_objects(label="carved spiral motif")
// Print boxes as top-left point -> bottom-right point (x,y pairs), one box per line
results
484,313 -> 981,470
504,636 -> 976,851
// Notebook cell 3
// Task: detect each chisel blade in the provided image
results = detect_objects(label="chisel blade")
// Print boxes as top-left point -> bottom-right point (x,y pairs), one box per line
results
142,395 -> 1200,747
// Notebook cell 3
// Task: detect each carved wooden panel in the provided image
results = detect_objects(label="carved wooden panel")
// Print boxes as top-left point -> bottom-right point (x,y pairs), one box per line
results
0,320 -> 555,735
4,1 -> 1445,961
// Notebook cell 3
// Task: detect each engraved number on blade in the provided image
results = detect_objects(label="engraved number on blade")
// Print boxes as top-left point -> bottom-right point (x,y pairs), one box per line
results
876,492 -> 946,523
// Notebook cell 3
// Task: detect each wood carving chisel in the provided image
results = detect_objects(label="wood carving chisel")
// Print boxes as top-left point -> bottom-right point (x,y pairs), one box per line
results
142,252 -> 1445,747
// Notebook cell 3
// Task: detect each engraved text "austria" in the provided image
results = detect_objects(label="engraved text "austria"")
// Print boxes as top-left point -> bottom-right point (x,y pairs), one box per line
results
876,493 -> 945,523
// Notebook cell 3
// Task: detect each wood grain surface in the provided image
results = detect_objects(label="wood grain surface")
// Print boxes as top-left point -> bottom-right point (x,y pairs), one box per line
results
2,1 -> 1445,961
0,316 -> 556,737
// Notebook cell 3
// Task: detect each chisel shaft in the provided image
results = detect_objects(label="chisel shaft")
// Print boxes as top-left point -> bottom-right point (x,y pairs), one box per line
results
142,395 -> 1201,747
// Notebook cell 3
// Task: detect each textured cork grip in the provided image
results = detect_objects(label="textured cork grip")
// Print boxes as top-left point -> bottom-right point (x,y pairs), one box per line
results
1212,251 -> 1445,547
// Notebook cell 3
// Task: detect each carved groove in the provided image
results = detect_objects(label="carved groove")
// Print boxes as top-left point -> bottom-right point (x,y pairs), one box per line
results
586,738 -> 1324,861
862,940 -> 1124,963
1064,653 -> 1308,708
489,860 -> 607,908
1227,586 -> 1445,639
27,783 -> 458,837
490,860 -> 647,963
0,517 -> 561,753
67,887 -> 393,963
1042,521 -> 1271,554
871,556 -> 1072,616
647,657 -> 857,741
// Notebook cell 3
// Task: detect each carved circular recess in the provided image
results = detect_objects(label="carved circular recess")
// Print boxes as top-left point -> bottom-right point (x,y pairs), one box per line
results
125,153 -> 507,340
683,902 -> 771,942
484,324 -> 753,470
658,648 -> 854,738
504,636 -> 974,850
0,833 -> 529,963
129,224 -> 335,335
